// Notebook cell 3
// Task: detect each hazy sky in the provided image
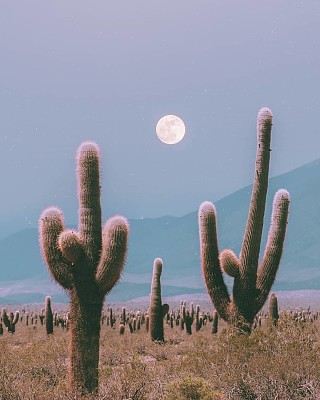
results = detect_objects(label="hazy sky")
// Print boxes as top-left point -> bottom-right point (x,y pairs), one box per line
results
1,1 -> 320,235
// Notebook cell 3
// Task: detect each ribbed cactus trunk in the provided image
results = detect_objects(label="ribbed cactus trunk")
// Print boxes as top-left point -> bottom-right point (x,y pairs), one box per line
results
199,108 -> 290,333
39,142 -> 129,395
149,258 -> 169,342
70,296 -> 103,391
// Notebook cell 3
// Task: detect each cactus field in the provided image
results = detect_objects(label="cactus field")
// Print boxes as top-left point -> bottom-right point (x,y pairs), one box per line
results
1,300 -> 320,399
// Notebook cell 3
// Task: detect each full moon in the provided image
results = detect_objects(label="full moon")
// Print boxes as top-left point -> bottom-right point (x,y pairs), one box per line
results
156,115 -> 186,144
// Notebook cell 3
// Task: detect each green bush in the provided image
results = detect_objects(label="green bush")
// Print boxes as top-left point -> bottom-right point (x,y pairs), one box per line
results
164,375 -> 223,400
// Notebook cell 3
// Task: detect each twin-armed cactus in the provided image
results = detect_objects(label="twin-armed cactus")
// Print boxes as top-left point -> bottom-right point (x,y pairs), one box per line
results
199,108 -> 290,332
149,258 -> 169,342
39,142 -> 129,394
2,309 -> 19,334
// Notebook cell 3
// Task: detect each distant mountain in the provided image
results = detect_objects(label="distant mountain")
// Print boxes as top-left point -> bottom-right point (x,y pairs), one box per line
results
0,158 -> 319,304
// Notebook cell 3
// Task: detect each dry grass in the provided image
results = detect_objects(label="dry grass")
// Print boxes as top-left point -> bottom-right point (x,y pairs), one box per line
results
0,309 -> 320,399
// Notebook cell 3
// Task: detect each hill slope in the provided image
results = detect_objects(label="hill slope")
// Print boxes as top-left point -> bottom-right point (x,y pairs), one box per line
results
0,158 -> 319,303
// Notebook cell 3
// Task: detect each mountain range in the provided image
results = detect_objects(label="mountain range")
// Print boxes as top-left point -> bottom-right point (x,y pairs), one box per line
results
0,158 -> 319,304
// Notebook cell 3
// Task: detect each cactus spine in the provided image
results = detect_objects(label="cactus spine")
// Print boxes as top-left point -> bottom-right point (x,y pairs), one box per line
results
149,258 -> 169,342
45,296 -> 53,335
199,108 -> 290,332
39,142 -> 129,394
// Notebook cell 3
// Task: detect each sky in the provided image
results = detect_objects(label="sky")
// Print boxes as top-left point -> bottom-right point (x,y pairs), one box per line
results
0,1 -> 320,235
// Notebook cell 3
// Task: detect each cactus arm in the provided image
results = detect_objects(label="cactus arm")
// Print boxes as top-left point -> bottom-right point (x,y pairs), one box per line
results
198,202 -> 231,320
58,230 -> 84,265
96,216 -> 129,295
12,311 -> 19,325
77,142 -> 102,265
240,108 -> 273,273
39,207 -> 73,290
255,190 -> 290,311
2,309 -> 9,328
220,249 -> 240,277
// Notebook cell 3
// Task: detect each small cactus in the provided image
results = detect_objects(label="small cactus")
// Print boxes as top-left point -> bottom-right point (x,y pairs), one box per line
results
39,309 -> 45,326
149,258 -> 169,342
2,309 -> 19,334
119,323 -> 125,335
133,317 -> 137,331
269,293 -> 279,327
190,302 -> 195,320
45,296 -> 54,335
170,313 -> 174,329
195,305 -> 201,332
145,315 -> 149,332
212,310 -> 218,334
185,310 -> 193,335
109,308 -> 115,328
180,301 -> 185,331
137,315 -> 141,330
120,307 -> 126,325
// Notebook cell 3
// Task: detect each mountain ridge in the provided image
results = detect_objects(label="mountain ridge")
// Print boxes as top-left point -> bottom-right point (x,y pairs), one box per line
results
0,157 -> 319,303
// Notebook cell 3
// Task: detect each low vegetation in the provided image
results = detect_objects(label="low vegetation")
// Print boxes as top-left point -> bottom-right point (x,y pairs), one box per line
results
0,305 -> 319,399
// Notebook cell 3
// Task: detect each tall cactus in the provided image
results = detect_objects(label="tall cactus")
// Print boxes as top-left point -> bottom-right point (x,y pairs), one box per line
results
39,142 -> 129,394
149,258 -> 169,342
199,108 -> 290,332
